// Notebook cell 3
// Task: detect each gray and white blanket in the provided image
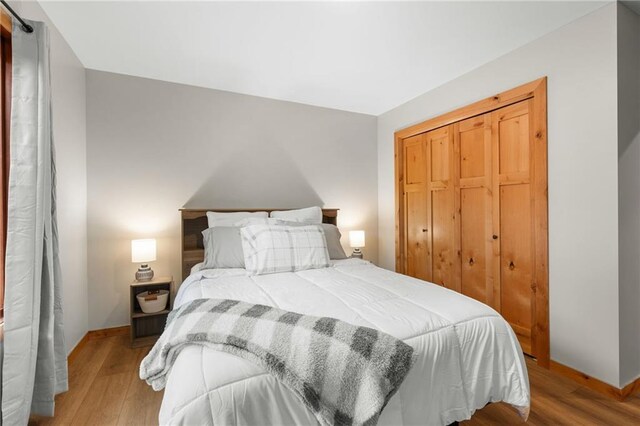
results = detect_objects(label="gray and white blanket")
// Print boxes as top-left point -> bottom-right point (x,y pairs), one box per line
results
140,298 -> 415,426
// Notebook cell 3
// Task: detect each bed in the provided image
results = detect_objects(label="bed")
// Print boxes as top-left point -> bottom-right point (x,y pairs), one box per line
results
154,208 -> 530,425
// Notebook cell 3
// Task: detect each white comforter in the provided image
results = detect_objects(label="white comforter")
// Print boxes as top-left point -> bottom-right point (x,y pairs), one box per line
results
160,259 -> 530,425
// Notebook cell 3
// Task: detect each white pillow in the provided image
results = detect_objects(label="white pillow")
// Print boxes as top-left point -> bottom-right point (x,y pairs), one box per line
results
240,224 -> 330,275
206,211 -> 268,228
234,217 -> 285,227
270,206 -> 323,224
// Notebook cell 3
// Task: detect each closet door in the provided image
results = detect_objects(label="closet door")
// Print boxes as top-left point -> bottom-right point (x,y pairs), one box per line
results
425,126 -> 457,289
402,134 -> 430,280
455,115 -> 493,305
395,78 -> 548,364
492,100 -> 535,355
400,127 -> 457,288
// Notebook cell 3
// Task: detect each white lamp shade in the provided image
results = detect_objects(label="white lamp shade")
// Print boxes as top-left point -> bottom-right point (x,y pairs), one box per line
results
349,230 -> 365,248
131,239 -> 157,263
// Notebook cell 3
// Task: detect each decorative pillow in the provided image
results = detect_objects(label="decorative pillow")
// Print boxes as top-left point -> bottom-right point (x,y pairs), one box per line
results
201,226 -> 245,269
206,211 -> 268,228
276,221 -> 347,260
240,224 -> 330,275
270,206 -> 323,224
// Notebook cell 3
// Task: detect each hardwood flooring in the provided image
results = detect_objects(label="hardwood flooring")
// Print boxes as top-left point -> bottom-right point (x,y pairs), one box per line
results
29,334 -> 640,425
463,359 -> 640,425
29,334 -> 162,426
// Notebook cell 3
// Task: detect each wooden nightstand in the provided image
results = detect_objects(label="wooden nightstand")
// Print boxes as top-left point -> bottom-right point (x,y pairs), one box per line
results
130,276 -> 173,348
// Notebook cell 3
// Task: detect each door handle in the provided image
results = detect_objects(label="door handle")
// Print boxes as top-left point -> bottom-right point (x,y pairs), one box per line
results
422,228 -> 427,232
492,235 -> 498,240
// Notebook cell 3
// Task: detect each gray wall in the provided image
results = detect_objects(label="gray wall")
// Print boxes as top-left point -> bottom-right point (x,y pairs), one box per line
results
86,70 -> 377,330
17,1 -> 88,354
377,4 -> 622,386
617,2 -> 640,387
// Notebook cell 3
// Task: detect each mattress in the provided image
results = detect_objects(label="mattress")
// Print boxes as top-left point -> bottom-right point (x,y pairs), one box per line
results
160,259 -> 530,425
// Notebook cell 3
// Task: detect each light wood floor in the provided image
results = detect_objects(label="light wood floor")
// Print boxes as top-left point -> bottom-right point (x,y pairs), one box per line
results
29,334 -> 640,425
29,334 -> 162,426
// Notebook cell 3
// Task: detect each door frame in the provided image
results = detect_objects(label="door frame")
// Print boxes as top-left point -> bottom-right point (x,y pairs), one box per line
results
394,77 -> 549,367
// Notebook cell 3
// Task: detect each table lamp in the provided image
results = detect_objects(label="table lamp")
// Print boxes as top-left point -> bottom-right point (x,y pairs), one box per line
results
349,230 -> 365,259
132,238 -> 156,281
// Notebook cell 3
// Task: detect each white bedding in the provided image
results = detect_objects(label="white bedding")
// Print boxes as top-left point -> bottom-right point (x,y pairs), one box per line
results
161,259 -> 530,425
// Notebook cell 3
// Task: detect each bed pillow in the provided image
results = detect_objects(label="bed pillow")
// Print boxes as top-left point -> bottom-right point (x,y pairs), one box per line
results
320,224 -> 348,260
206,211 -> 268,228
276,221 -> 347,260
201,226 -> 245,269
269,206 -> 322,224
240,224 -> 330,275
234,217 -> 285,227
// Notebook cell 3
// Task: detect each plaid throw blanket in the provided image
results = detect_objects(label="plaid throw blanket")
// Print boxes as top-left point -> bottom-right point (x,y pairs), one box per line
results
140,299 -> 415,426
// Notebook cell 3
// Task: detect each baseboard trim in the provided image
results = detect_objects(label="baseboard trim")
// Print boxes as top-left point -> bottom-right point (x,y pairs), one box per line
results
550,360 -> 640,401
67,332 -> 89,365
86,325 -> 130,340
621,376 -> 640,400
67,326 -> 131,365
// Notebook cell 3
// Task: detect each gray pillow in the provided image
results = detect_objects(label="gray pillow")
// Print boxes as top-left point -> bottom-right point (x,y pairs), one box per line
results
202,226 -> 245,269
321,224 -> 348,260
277,221 -> 347,260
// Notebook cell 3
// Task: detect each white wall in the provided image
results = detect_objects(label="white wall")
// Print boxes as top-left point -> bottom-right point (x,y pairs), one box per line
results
86,71 -> 377,330
377,4 -> 621,386
16,1 -> 88,354
617,2 -> 640,387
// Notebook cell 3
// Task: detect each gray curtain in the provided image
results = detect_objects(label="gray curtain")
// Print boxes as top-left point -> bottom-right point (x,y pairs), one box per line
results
1,20 -> 67,425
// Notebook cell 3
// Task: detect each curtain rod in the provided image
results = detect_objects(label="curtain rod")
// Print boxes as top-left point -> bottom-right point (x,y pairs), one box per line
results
0,0 -> 33,33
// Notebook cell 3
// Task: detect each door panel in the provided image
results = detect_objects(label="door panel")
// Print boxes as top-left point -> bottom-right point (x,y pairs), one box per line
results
460,187 -> 488,303
500,184 -> 533,353
460,128 -> 485,179
405,139 -> 426,185
402,134 -> 429,279
406,190 -> 430,280
431,189 -> 454,287
457,115 -> 492,305
430,132 -> 450,182
498,111 -> 530,175
493,100 -> 534,355
426,126 -> 455,288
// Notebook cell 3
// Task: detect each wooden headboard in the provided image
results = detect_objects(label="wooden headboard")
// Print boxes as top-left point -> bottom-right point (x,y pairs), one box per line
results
180,208 -> 338,281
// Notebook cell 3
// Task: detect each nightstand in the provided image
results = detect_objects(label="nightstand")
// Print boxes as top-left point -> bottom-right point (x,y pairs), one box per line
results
130,276 -> 173,348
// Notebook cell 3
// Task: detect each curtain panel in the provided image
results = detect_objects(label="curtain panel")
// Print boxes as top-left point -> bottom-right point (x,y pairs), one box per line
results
1,20 -> 67,425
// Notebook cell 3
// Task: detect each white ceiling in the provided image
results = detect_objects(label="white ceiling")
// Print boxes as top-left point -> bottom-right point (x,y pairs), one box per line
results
38,1 -> 608,115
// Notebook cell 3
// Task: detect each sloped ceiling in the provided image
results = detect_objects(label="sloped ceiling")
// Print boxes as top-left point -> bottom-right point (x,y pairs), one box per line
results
39,1 -> 608,114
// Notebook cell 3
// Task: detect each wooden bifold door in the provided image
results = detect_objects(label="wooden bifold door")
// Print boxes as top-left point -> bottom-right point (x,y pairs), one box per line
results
395,78 -> 548,365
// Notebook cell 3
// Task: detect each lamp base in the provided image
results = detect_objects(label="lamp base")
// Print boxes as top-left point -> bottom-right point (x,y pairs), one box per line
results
350,249 -> 363,259
135,264 -> 154,281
